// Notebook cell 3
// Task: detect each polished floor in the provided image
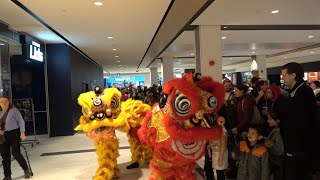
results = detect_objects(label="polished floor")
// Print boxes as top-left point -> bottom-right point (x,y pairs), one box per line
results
0,132 -> 206,180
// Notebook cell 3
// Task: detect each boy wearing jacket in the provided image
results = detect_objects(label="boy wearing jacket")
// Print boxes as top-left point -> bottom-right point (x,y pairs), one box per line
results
237,125 -> 270,180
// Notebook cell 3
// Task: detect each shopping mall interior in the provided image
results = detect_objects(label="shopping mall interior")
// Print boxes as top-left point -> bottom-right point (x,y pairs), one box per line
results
0,0 -> 320,180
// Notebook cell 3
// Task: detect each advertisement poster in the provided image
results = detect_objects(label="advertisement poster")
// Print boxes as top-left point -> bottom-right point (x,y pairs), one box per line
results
13,98 -> 33,122
105,76 -> 145,88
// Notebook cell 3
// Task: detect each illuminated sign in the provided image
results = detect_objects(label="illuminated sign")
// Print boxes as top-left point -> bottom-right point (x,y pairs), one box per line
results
29,41 -> 43,62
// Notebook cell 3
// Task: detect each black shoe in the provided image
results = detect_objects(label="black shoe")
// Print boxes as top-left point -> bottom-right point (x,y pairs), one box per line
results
126,162 -> 139,169
3,177 -> 12,180
24,169 -> 33,179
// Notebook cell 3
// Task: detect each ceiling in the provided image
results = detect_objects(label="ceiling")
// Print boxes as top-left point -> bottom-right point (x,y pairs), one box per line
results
0,0 -> 171,74
0,0 -> 320,75
157,0 -> 320,73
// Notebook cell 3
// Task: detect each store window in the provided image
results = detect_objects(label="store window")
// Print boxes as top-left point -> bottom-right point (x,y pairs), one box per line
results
0,39 -> 11,98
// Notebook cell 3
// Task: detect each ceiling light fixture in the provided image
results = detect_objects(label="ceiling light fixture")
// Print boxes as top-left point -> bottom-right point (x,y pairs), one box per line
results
94,2 -> 103,6
107,36 -> 114,39
284,57 -> 287,59
271,10 -> 279,14
223,26 -> 228,29
221,37 -> 227,40
117,61 -> 120,63
115,55 -> 119,58
190,53 -> 194,56
0,43 -> 5,46
310,52 -> 315,54
252,52 -> 256,54
118,65 -> 122,67
146,68 -> 149,69
112,48 -> 117,51
308,35 -> 314,38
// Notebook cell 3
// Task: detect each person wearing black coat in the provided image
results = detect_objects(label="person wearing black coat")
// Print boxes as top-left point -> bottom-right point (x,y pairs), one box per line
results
281,63 -> 317,180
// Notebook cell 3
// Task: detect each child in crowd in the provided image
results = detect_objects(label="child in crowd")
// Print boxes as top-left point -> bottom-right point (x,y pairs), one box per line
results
237,125 -> 270,180
266,110 -> 284,180
207,117 -> 228,180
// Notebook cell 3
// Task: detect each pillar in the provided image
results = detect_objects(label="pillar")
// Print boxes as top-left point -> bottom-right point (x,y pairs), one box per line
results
150,67 -> 158,86
195,25 -> 222,82
161,57 -> 174,84
252,55 -> 267,79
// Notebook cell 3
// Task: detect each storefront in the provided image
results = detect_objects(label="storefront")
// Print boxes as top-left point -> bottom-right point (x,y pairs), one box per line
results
1,21 -> 48,136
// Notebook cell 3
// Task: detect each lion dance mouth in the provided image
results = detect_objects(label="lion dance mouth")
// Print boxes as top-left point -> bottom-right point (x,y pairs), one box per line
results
171,140 -> 206,160
86,126 -> 117,141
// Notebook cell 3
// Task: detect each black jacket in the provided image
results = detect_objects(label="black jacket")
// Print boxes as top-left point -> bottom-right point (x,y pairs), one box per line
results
282,80 -> 317,154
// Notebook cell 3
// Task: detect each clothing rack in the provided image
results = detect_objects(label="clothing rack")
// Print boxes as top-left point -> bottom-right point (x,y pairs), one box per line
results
13,98 -> 39,147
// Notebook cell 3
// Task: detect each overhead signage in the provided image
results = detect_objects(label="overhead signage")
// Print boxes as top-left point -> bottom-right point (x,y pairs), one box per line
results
29,41 -> 43,62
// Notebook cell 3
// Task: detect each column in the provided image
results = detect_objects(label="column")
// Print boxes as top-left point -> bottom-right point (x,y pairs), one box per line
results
252,55 -> 267,79
161,57 -> 174,84
150,67 -> 158,86
195,26 -> 222,82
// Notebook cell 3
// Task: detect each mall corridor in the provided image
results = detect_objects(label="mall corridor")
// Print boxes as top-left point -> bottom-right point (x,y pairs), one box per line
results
0,133 -> 206,180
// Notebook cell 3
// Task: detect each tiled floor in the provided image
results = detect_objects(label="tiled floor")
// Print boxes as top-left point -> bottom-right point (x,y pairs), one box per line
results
0,132 -> 206,180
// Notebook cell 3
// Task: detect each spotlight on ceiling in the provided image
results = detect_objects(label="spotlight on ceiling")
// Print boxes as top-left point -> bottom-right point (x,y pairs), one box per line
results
94,2 -> 103,6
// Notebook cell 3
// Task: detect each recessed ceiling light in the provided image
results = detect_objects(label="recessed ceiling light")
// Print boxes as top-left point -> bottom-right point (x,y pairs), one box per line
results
284,57 -> 287,58
146,68 -> 149,69
271,10 -> 279,14
252,52 -> 256,54
115,55 -> 119,58
308,35 -> 314,38
117,60 -> 120,63
118,65 -> 122,66
112,48 -> 117,51
190,53 -> 194,56
223,26 -> 228,29
221,37 -> 227,40
0,43 -> 5,46
94,2 -> 103,6
310,52 -> 315,54
107,36 -> 114,39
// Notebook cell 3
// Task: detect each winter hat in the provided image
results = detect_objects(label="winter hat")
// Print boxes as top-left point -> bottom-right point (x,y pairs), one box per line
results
267,85 -> 281,102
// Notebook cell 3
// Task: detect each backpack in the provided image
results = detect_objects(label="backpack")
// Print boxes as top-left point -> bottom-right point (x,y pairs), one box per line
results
242,99 -> 262,125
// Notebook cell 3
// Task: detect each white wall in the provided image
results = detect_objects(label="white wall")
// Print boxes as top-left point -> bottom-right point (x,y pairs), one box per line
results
104,72 -> 151,87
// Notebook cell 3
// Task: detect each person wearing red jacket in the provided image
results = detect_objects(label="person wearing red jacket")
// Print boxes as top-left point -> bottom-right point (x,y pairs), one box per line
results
232,84 -> 256,135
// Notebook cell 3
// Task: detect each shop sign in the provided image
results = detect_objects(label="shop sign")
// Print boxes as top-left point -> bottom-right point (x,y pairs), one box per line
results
29,41 -> 43,62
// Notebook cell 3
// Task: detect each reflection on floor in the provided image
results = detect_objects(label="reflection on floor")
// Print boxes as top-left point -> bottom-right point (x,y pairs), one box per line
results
0,132 -> 206,180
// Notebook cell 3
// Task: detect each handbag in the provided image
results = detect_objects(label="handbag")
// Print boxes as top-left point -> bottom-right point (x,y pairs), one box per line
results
0,108 -> 10,144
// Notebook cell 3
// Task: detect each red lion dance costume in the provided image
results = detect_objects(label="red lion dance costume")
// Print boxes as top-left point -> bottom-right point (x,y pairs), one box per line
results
138,73 -> 225,180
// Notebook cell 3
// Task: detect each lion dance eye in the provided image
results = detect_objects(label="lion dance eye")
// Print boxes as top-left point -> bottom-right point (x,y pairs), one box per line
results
173,91 -> 191,116
110,96 -> 119,109
208,96 -> 218,108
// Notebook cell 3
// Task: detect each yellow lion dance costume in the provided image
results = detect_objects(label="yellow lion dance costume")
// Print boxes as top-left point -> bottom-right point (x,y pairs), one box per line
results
75,86 -> 152,180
